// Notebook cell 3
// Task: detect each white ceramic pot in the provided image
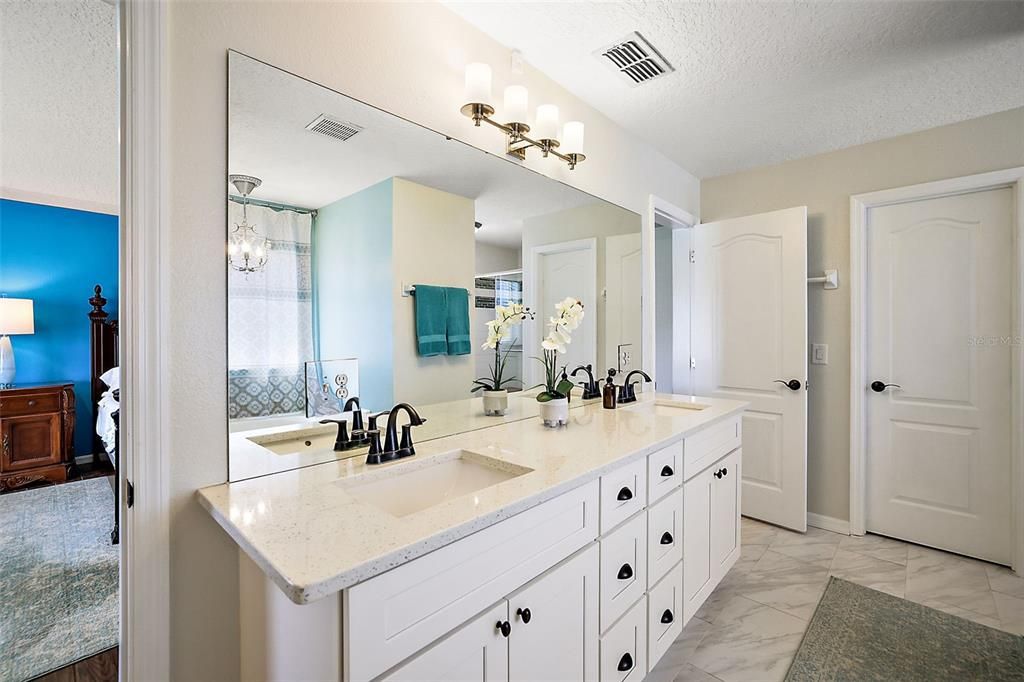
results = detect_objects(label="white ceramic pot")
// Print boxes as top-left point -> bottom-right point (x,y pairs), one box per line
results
482,389 -> 509,416
539,397 -> 569,428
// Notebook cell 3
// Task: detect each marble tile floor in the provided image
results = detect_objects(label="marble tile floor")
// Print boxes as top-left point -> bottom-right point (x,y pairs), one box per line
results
648,517 -> 1024,682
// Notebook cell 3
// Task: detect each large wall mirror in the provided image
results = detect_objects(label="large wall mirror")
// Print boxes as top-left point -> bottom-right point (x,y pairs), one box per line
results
227,51 -> 643,481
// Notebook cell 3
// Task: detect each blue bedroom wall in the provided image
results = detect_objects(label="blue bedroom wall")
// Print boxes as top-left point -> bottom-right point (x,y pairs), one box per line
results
0,199 -> 119,456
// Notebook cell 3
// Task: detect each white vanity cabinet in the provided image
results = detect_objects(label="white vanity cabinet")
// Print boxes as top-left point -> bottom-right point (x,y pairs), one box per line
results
683,445 -> 742,623
383,543 -> 599,682
232,408 -> 745,682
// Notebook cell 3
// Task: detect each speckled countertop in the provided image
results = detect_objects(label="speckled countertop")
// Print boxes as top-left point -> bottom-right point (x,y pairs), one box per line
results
198,393 -> 747,605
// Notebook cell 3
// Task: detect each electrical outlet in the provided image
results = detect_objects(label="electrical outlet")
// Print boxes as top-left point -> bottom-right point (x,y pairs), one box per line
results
811,344 -> 828,365
618,344 -> 633,371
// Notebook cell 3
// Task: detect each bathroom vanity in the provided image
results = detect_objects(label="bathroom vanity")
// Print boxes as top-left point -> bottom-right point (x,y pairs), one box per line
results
198,393 -> 746,681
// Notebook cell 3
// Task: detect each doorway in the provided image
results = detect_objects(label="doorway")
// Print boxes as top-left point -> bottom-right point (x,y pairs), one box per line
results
524,239 -> 597,386
852,168 -> 1024,567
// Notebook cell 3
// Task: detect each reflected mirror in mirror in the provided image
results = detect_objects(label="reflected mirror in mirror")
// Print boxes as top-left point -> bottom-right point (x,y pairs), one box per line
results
227,51 -> 642,481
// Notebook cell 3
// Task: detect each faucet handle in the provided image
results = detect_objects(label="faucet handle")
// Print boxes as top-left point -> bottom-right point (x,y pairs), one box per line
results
319,418 -> 350,451
399,424 -> 417,456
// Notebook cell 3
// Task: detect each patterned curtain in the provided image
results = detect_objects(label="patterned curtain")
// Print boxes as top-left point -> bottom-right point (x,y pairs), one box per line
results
227,201 -> 314,419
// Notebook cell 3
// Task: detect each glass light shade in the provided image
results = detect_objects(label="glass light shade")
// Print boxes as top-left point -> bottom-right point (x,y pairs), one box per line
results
503,85 -> 529,124
464,62 -> 492,105
534,104 -> 560,141
0,298 -> 34,335
562,121 -> 585,155
228,221 -> 270,274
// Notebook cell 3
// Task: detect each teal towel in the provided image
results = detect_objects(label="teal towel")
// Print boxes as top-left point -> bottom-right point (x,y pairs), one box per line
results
415,285 -> 449,357
445,287 -> 472,356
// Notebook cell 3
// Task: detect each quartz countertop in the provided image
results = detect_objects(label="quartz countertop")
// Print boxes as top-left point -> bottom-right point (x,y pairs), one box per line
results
228,390 -> 599,481
198,392 -> 747,604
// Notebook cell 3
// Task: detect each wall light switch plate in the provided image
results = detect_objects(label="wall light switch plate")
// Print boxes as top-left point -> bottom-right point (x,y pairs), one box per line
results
811,344 -> 828,365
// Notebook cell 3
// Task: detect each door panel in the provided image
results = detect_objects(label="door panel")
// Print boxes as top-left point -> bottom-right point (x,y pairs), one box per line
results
693,206 -> 808,531
529,240 -> 597,385
381,601 -> 509,682
508,544 -> 598,682
605,233 -> 643,373
866,188 -> 1012,564
710,450 -> 741,573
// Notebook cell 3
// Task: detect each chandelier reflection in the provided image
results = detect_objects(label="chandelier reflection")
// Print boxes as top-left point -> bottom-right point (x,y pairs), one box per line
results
228,174 -> 270,274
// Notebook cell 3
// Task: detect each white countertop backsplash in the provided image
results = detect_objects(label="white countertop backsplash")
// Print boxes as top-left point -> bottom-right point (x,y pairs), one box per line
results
199,392 -> 747,605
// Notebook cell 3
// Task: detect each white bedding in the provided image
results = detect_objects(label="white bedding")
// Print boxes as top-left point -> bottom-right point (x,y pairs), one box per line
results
96,367 -> 120,465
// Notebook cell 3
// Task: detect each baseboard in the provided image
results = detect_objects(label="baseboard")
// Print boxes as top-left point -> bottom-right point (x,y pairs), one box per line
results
807,512 -> 851,535
75,453 -> 111,466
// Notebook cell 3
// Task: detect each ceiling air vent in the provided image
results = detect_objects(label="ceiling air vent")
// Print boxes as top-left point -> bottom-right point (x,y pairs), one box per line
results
305,114 -> 363,142
594,31 -> 674,86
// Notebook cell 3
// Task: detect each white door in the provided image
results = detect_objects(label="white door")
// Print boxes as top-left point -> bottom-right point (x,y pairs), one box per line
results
508,544 -> 598,682
866,188 -> 1013,564
605,233 -> 643,373
692,207 -> 808,531
527,239 -> 597,385
381,601 -> 510,682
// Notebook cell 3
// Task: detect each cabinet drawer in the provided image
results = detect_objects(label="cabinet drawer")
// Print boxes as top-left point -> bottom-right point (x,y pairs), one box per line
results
646,489 -> 682,588
600,458 -> 647,533
599,511 -> 647,634
599,594 -> 647,682
647,442 -> 683,504
647,561 -> 683,672
683,415 -> 741,481
1,392 -> 61,417
345,480 -> 599,682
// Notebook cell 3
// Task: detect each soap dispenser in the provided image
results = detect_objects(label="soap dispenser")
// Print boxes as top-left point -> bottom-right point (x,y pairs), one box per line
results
603,369 -> 617,410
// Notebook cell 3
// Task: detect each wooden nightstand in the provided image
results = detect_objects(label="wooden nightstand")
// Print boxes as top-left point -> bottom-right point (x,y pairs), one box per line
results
0,382 -> 76,492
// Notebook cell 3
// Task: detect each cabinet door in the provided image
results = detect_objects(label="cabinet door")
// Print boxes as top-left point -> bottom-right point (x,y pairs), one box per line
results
710,449 -> 741,575
682,466 -> 712,623
509,544 -> 599,682
380,601 -> 509,682
2,414 -> 61,472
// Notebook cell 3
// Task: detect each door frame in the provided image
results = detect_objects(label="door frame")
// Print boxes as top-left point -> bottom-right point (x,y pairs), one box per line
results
523,238 -> 597,386
849,167 -> 1024,571
644,195 -> 696,392
120,0 -> 172,678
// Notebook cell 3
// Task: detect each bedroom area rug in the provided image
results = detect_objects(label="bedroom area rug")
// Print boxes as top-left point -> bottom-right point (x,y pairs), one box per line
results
786,577 -> 1024,681
0,477 -> 119,682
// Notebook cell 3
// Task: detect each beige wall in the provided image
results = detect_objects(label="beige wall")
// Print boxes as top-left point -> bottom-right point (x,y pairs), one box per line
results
475,241 -> 521,274
167,2 -> 699,678
701,107 -> 1024,522
392,177 -> 476,405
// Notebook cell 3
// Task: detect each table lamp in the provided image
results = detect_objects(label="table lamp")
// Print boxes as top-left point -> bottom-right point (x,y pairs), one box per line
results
0,297 -> 35,386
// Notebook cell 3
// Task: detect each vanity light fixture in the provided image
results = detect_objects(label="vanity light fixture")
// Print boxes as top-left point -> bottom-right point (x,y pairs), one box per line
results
460,63 -> 586,170
228,174 -> 270,274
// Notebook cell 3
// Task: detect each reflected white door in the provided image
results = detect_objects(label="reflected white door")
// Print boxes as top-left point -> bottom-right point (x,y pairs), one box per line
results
866,188 -> 1013,564
527,239 -> 597,385
605,233 -> 643,373
693,207 -> 808,531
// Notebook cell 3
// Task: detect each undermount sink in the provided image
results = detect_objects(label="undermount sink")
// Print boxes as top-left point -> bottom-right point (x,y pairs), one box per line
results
249,428 -> 338,456
338,450 -> 532,518
626,399 -> 710,416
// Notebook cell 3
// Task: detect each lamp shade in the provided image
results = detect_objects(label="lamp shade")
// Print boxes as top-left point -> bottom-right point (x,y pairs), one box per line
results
534,104 -> 560,141
562,121 -> 585,155
503,85 -> 529,124
0,298 -> 34,335
464,62 -> 492,105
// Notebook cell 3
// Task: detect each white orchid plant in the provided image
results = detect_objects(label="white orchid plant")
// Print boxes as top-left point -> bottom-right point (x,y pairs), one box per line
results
534,297 -> 585,403
473,303 -> 535,393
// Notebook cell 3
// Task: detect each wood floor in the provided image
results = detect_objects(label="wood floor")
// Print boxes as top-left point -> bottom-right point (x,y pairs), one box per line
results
31,647 -> 117,682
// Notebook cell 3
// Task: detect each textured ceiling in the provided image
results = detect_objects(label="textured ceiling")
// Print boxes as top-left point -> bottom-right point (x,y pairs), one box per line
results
230,53 -> 606,248
0,0 -> 118,212
445,0 -> 1024,178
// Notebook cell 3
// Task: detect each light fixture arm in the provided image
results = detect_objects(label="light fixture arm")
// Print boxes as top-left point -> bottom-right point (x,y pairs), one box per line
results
461,103 -> 586,170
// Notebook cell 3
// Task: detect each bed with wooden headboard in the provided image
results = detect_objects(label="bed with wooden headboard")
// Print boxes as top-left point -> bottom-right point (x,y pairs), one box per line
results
89,284 -> 120,545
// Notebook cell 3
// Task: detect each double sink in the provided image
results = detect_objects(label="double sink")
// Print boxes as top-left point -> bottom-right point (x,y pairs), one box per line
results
247,397 -> 710,519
